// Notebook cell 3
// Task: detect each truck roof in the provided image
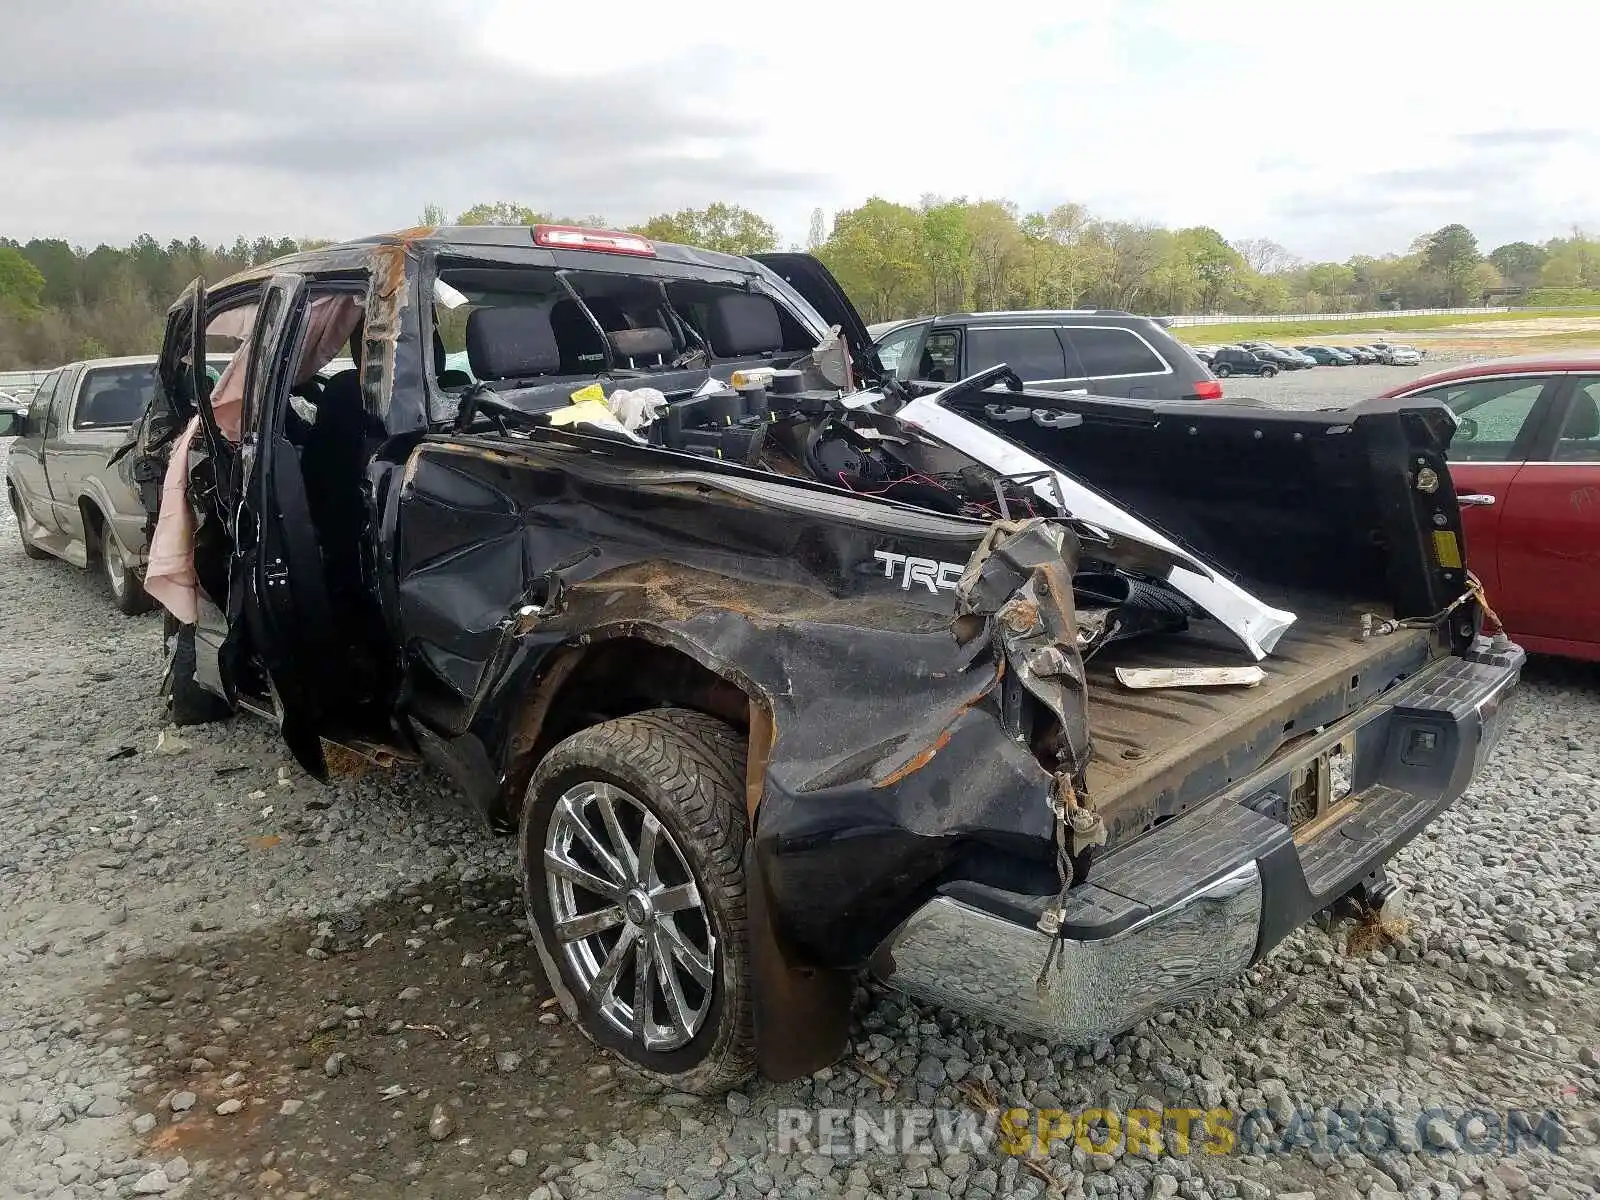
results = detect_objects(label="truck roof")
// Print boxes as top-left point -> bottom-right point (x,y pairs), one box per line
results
235,225 -> 768,283
52,354 -> 160,372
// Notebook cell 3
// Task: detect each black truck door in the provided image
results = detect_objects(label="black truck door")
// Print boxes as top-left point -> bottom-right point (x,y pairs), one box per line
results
226,274 -> 340,778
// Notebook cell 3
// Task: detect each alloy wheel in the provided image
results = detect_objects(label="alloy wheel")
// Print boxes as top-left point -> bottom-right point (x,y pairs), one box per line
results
544,780 -> 716,1051
103,534 -> 127,601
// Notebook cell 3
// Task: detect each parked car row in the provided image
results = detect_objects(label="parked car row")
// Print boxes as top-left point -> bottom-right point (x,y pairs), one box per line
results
1193,340 -> 1424,376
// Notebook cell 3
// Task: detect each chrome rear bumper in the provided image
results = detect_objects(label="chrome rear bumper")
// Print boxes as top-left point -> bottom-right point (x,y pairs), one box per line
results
871,637 -> 1523,1045
873,863 -> 1261,1043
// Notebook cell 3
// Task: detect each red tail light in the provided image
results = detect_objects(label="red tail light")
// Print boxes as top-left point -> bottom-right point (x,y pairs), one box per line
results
1191,379 -> 1224,400
533,224 -> 656,257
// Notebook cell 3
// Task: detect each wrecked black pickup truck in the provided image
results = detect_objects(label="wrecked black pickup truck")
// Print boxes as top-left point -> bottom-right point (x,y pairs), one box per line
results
130,224 -> 1522,1094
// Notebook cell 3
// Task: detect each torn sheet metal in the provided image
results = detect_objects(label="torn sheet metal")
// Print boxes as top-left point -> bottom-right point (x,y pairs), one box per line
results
954,518 -> 1092,780
954,519 -> 1105,880
893,390 -> 1297,660
1116,665 -> 1267,690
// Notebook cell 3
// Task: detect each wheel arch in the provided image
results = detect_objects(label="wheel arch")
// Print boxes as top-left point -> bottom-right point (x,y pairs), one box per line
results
501,634 -> 759,827
501,630 -> 849,1086
78,495 -> 107,554
77,477 -> 142,561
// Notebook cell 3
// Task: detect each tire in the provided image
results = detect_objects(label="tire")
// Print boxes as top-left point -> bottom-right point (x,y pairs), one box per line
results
520,708 -> 754,1095
9,484 -> 51,561
1260,365 -> 1279,378
163,613 -> 232,726
1214,363 -> 1232,378
99,522 -> 153,616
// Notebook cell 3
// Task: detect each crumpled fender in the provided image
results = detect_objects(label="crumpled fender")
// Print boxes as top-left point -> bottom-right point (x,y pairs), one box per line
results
389,436 -> 1086,1080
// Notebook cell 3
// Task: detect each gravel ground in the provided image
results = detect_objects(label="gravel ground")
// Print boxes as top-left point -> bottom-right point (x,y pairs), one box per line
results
1,398 -> 1598,1200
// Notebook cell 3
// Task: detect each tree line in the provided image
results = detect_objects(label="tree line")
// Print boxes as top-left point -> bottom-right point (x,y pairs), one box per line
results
5,198 -> 1600,370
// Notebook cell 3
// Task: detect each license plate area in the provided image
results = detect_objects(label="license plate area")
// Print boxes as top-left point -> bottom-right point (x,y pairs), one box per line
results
1288,736 -> 1357,831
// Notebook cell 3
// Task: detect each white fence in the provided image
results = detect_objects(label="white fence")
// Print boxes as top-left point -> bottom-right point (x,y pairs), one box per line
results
0,369 -> 52,390
1165,306 -> 1508,327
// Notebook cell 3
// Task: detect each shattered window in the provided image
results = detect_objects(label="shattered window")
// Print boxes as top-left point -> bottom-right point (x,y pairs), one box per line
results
874,322 -> 925,377
1421,377 -> 1545,463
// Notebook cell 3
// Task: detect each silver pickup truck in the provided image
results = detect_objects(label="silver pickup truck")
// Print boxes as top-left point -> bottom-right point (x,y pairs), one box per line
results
2,355 -> 171,614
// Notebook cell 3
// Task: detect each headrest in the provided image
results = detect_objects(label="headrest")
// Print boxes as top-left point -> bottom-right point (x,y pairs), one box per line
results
1564,391 -> 1599,440
607,327 -> 675,361
702,293 -> 784,357
318,369 -> 361,412
466,307 -> 561,381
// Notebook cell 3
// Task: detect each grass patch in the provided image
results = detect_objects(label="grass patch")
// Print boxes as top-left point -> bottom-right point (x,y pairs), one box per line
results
1170,307 -> 1600,344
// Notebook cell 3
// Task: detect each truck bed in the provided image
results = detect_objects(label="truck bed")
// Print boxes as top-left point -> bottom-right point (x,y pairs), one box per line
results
1083,587 -> 1436,836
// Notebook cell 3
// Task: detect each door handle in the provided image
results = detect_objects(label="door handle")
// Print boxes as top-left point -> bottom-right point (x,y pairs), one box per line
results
1458,493 -> 1496,507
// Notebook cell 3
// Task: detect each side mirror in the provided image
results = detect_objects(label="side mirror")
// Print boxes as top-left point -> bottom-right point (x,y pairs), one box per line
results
0,408 -> 25,438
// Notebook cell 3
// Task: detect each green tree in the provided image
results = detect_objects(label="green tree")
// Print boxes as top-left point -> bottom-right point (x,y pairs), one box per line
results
918,198 -> 974,313
1175,227 -> 1246,311
0,247 -> 46,317
1017,203 -> 1096,309
1423,223 -> 1482,305
1539,232 -> 1600,289
456,201 -> 545,226
17,239 -> 80,307
1487,241 -> 1547,289
963,201 -> 1027,310
1470,260 -> 1504,302
635,203 -> 779,254
1080,221 -> 1165,310
1304,262 -> 1356,310
816,198 -> 925,322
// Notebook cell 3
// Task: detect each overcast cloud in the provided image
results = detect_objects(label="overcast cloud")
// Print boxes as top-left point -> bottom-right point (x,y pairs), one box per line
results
4,0 -> 1598,261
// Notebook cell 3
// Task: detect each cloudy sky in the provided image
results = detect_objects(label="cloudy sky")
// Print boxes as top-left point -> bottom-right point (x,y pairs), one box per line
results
5,0 -> 1598,262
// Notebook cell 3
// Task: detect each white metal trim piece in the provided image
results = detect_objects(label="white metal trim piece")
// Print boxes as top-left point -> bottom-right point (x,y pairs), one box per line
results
1116,665 -> 1267,689
892,389 -> 1297,660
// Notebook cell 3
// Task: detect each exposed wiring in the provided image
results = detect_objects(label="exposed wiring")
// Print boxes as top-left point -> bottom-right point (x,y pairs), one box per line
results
1360,571 -> 1502,639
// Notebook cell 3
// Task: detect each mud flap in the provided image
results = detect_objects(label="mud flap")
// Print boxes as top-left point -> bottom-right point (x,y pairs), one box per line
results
745,843 -> 853,1082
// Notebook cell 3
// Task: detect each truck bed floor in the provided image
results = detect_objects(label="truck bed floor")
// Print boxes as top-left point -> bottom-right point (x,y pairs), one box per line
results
1083,587 -> 1434,828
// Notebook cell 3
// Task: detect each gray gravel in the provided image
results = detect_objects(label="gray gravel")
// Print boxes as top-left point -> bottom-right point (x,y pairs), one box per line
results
1,409 -> 1598,1200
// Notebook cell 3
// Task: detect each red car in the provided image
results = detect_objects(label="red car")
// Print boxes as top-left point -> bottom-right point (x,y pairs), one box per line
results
1379,353 -> 1600,661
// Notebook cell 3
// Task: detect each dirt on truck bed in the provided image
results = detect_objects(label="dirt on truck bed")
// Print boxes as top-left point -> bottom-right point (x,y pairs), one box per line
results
1084,590 -> 1433,826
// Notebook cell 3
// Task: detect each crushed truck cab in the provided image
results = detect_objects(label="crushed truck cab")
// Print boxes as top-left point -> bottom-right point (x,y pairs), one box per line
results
131,225 -> 1522,1093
